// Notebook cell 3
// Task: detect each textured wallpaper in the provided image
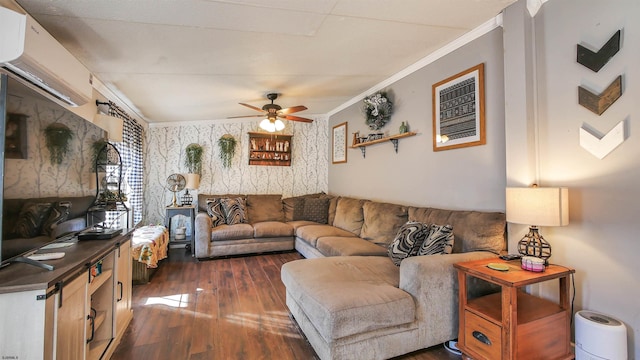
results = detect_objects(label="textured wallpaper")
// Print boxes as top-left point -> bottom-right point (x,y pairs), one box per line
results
4,89 -> 105,199
143,118 -> 329,225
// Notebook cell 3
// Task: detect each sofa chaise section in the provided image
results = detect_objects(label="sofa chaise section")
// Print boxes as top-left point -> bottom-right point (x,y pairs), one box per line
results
281,201 -> 506,360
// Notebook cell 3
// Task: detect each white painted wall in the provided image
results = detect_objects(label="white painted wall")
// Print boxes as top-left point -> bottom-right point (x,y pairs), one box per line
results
328,28 -> 506,212
504,0 -> 639,357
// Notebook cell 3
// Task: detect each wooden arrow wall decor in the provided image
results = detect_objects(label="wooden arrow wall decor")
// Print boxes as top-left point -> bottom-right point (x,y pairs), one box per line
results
578,75 -> 623,115
577,30 -> 621,72
579,120 -> 626,159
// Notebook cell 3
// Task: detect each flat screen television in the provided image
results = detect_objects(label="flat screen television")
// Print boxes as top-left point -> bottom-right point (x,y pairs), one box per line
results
0,72 -> 104,269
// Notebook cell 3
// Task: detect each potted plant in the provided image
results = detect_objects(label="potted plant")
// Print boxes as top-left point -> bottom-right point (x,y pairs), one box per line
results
184,143 -> 204,175
91,138 -> 109,171
218,134 -> 237,168
44,123 -> 74,165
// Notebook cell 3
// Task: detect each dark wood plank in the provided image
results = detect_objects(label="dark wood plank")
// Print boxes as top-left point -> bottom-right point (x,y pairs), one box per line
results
113,248 -> 459,360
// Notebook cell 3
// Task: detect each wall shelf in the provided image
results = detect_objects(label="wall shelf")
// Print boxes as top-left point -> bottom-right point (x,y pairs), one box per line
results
248,132 -> 292,166
350,132 -> 417,158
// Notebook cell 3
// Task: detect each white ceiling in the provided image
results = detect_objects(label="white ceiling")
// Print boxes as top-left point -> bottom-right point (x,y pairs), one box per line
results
15,0 -> 517,123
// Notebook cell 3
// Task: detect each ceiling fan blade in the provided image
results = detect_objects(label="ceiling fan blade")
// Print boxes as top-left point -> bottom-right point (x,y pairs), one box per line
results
280,114 -> 314,123
239,103 -> 265,112
278,105 -> 307,115
227,114 -> 265,119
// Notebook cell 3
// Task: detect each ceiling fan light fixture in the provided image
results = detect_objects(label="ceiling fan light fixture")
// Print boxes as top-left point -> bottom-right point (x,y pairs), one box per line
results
274,119 -> 285,131
260,118 -> 276,132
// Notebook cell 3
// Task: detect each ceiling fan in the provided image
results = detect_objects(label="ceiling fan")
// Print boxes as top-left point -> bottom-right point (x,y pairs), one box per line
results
229,93 -> 313,132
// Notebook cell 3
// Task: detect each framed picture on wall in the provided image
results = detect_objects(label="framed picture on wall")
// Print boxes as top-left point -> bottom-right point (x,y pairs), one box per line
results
432,63 -> 485,151
5,113 -> 28,159
332,122 -> 347,164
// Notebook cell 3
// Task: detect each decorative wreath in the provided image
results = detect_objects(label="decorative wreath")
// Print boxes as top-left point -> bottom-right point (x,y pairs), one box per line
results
363,92 -> 393,130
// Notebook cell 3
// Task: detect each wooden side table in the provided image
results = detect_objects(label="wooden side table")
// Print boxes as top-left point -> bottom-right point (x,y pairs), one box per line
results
165,206 -> 195,256
454,258 -> 575,360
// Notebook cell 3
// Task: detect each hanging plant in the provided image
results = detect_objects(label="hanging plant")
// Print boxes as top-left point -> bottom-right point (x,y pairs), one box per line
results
43,123 -> 74,165
218,134 -> 237,169
363,92 -> 393,130
184,143 -> 204,175
91,138 -> 109,171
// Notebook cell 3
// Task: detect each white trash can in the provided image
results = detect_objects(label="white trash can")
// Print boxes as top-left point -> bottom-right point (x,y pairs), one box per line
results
575,310 -> 627,360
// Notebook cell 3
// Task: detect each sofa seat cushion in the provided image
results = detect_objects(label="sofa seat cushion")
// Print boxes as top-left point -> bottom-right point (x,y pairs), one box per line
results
210,223 -> 254,241
295,224 -> 355,247
253,221 -> 293,238
286,220 -> 318,231
316,236 -> 388,257
281,256 -> 414,340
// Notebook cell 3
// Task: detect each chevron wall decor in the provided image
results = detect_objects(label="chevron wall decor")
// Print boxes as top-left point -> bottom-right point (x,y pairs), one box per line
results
579,121 -> 626,160
578,75 -> 623,115
577,29 -> 621,72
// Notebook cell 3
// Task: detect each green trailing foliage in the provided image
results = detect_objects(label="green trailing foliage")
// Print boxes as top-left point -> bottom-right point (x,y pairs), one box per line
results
218,135 -> 237,169
44,123 -> 74,165
184,143 -> 204,174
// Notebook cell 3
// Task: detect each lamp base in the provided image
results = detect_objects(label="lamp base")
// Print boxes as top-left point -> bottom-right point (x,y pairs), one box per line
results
517,226 -> 551,265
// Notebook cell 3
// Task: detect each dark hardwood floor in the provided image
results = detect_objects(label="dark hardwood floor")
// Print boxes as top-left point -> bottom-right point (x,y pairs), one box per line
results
112,248 -> 460,360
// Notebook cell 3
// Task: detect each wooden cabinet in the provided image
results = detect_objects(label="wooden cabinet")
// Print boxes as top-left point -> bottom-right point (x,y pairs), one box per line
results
454,258 -> 575,360
248,132 -> 292,166
0,233 -> 133,360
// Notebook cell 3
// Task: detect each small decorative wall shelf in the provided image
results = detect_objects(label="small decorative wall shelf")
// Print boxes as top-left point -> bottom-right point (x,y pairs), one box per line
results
248,132 -> 292,166
351,132 -> 417,158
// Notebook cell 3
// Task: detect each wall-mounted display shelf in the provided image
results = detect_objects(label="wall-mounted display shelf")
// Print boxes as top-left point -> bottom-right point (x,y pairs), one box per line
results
248,132 -> 292,166
351,132 -> 417,158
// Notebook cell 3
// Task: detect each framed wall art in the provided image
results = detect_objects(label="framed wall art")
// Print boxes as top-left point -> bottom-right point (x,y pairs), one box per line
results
432,63 -> 485,151
5,113 -> 28,159
332,122 -> 347,164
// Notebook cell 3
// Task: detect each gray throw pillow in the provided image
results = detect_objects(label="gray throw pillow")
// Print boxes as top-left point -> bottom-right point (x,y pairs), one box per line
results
388,221 -> 430,266
302,197 -> 329,223
417,224 -> 454,256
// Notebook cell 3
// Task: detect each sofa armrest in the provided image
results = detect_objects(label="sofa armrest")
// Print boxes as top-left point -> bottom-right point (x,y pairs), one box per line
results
194,212 -> 212,258
52,217 -> 87,239
399,251 -> 498,345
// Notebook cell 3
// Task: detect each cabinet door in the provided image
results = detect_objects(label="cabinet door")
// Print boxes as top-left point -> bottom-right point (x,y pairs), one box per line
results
115,238 -> 133,337
56,273 -> 88,360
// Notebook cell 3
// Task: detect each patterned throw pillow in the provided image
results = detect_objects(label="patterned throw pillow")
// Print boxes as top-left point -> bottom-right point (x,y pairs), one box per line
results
220,197 -> 247,225
417,224 -> 454,256
42,201 -> 72,237
14,202 -> 53,238
388,221 -> 430,266
206,198 -> 226,227
302,197 -> 329,223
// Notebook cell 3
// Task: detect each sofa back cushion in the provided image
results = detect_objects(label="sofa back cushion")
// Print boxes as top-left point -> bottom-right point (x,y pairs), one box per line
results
246,194 -> 284,223
360,201 -> 408,246
408,206 -> 506,254
332,197 -> 368,236
282,193 -> 327,221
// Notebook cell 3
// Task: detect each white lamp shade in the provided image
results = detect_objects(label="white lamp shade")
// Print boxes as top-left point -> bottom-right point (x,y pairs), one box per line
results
259,118 -> 276,132
94,113 -> 124,142
185,173 -> 200,190
274,119 -> 285,131
506,187 -> 569,226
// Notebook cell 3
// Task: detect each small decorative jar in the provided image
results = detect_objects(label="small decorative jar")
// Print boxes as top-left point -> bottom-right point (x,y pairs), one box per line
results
399,122 -> 408,134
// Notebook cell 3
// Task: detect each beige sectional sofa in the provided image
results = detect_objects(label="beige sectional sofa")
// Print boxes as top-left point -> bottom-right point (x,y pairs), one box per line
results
194,193 -> 506,359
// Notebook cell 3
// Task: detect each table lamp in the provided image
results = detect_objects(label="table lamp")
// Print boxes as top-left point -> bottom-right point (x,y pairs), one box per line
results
182,173 -> 200,206
505,186 -> 569,265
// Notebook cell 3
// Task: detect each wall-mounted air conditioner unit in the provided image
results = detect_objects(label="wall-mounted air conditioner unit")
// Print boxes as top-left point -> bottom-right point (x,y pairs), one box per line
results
0,6 -> 92,107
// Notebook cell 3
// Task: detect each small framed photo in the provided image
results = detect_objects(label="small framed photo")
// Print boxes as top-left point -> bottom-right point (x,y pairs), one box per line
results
432,63 -> 485,151
332,122 -> 347,164
5,113 -> 28,159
